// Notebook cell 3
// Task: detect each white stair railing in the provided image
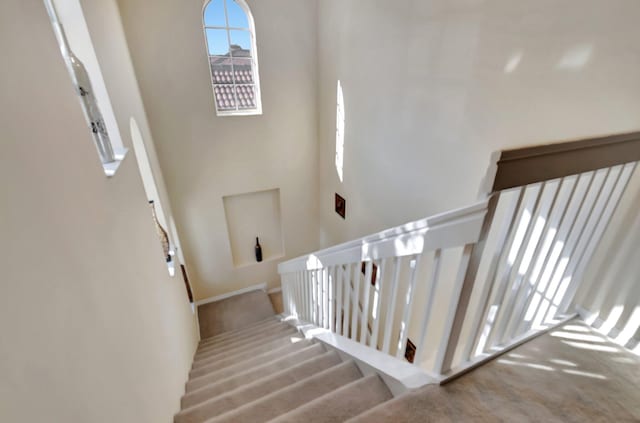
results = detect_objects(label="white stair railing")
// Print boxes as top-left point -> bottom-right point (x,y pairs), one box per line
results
279,133 -> 640,380
279,201 -> 489,368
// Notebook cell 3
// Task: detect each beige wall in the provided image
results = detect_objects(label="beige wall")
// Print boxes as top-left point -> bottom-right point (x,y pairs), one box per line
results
117,0 -> 320,300
76,0 -> 187,269
0,2 -> 198,421
314,0 -> 640,362
317,0 -> 640,248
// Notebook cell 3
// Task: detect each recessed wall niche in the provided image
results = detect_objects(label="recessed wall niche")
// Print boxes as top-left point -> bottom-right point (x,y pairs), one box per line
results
223,188 -> 285,267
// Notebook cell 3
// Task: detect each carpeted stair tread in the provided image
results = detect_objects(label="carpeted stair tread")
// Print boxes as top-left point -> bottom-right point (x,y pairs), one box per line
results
195,324 -> 296,361
181,342 -> 326,408
186,338 -> 311,391
196,322 -> 293,352
175,351 -> 342,423
198,319 -> 284,349
269,374 -> 393,423
199,316 -> 279,341
344,385 -> 446,423
203,360 -> 363,423
191,331 -> 303,375
195,324 -> 296,360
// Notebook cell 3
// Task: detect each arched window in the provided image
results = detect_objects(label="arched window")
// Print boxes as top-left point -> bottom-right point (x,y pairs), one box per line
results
203,0 -> 262,116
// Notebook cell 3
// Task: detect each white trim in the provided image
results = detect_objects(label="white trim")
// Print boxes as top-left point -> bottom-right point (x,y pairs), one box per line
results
267,287 -> 282,294
278,200 -> 489,274
439,313 -> 578,384
103,147 -> 128,177
195,282 -> 267,306
279,316 -> 435,396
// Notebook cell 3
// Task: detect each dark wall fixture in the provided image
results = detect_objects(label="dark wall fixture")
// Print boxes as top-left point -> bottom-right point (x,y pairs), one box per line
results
181,264 -> 194,304
335,193 -> 346,219
405,338 -> 416,363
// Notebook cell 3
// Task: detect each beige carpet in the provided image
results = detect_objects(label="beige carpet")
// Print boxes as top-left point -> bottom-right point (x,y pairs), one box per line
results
348,319 -> 640,422
197,289 -> 276,338
187,291 -> 638,422
178,290 -> 393,422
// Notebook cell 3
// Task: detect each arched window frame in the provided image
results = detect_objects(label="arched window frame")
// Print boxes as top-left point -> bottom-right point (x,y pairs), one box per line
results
202,0 -> 262,117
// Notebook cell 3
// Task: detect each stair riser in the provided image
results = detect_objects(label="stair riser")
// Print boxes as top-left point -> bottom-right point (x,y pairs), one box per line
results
198,319 -> 281,347
204,361 -> 363,423
181,343 -> 326,407
195,325 -> 296,359
186,340 -> 318,392
175,351 -> 343,423
269,375 -> 393,423
189,336 -> 302,379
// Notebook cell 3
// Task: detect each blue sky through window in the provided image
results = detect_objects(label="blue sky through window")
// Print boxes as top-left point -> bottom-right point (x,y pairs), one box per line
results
230,30 -> 251,51
204,0 -> 225,26
206,29 -> 229,55
204,0 -> 249,28
226,0 -> 249,28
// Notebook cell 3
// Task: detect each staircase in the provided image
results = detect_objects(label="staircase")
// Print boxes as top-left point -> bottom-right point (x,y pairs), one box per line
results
176,134 -> 640,422
175,292 -> 394,423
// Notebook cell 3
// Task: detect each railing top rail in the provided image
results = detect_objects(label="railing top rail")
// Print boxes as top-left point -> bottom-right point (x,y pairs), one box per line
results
278,200 -> 488,274
492,131 -> 640,192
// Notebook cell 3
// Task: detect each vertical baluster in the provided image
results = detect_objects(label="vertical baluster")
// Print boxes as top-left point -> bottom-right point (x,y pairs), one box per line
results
281,276 -> 288,315
434,244 -> 474,373
323,267 -> 328,328
286,275 -> 293,316
485,183 -> 545,348
293,273 -> 297,318
322,268 -> 328,328
396,255 -> 421,359
328,266 -> 336,332
360,261 -> 374,344
342,263 -> 352,337
351,262 -> 361,341
314,269 -> 320,326
503,178 -> 567,341
335,265 -> 344,334
369,258 -> 387,349
316,268 -> 322,327
543,165 -> 623,323
512,173 -> 586,335
305,270 -> 311,321
526,170 -> 604,331
382,257 -> 402,354
492,182 -> 558,345
291,273 -> 297,317
462,189 -> 523,360
416,249 -> 442,365
300,271 -> 306,320
560,162 -> 637,314
296,271 -> 302,317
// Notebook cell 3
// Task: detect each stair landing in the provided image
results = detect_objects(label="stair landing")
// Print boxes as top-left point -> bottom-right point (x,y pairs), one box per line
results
197,289 -> 276,338
349,319 -> 640,422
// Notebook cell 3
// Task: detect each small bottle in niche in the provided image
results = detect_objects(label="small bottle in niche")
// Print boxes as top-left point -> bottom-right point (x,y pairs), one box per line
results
255,237 -> 263,262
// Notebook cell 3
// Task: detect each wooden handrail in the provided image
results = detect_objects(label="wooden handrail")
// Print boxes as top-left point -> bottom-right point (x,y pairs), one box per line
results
492,131 -> 640,192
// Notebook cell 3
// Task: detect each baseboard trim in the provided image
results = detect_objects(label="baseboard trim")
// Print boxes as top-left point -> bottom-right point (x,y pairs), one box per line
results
279,315 -> 436,397
439,313 -> 578,384
267,287 -> 282,294
195,282 -> 268,306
